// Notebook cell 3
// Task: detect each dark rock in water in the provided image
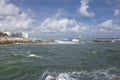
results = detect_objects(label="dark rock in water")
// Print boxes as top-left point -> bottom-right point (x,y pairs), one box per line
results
93,40 -> 112,42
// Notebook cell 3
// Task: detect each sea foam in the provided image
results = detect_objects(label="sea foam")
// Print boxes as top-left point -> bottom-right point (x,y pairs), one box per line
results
55,40 -> 79,44
27,54 -> 43,58
41,68 -> 120,80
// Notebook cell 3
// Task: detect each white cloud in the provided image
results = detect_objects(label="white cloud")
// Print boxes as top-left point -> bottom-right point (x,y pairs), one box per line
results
98,19 -> 120,32
0,0 -> 20,16
114,9 -> 120,16
99,28 -> 107,32
99,19 -> 113,28
0,0 -> 119,38
0,12 -> 33,31
31,10 -> 120,37
33,12 -> 88,34
0,0 -> 33,32
78,0 -> 95,17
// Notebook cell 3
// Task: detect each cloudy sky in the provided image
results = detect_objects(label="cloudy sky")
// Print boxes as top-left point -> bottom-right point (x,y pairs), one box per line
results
0,0 -> 120,38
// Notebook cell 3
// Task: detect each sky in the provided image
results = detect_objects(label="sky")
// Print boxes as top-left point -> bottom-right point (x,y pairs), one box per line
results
0,0 -> 120,39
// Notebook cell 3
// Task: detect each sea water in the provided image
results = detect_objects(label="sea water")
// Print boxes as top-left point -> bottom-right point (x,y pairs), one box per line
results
0,42 -> 120,80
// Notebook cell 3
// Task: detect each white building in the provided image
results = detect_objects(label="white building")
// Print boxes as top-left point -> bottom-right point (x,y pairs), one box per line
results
3,31 -> 29,38
4,32 -> 12,36
21,32 -> 29,38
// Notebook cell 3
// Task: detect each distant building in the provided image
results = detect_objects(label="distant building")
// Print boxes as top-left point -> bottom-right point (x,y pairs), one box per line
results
21,32 -> 29,38
4,32 -> 12,36
3,31 -> 29,38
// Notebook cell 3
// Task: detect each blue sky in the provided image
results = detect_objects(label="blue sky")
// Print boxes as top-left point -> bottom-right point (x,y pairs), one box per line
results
0,0 -> 120,38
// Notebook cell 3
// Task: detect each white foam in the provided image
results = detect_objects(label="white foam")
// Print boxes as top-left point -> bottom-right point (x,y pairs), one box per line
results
55,40 -> 78,44
57,73 -> 76,80
27,54 -> 43,58
45,75 -> 55,80
42,68 -> 120,80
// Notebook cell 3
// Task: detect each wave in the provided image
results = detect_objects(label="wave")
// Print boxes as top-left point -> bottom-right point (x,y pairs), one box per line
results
27,54 -> 44,58
55,40 -> 79,44
41,68 -> 120,80
11,51 -> 44,59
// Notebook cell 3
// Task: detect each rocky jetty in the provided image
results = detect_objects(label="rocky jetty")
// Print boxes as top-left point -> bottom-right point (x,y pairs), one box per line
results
0,31 -> 56,44
0,39 -> 56,44
93,39 -> 120,42
0,39 -> 55,44
93,40 -> 112,42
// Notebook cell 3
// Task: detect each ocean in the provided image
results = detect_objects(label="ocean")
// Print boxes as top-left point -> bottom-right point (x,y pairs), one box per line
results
0,42 -> 120,80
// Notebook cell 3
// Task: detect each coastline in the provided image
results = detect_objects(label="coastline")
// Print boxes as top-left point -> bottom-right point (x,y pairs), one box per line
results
1,37 -> 120,44
0,38 -> 55,44
93,39 -> 120,42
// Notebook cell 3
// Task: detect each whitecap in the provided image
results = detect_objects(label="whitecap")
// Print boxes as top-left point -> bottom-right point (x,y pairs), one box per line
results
27,54 -> 43,58
41,68 -> 120,80
57,73 -> 76,80
45,75 -> 55,80
55,40 -> 79,44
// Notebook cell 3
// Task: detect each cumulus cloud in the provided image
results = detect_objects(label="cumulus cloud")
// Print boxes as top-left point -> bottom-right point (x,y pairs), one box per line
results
0,0 -> 118,38
0,0 -> 33,32
78,0 -> 95,17
32,10 -> 120,37
99,19 -> 113,28
114,9 -> 120,16
0,12 -> 33,31
98,19 -> 120,32
0,3 -> 20,16
33,12 -> 88,34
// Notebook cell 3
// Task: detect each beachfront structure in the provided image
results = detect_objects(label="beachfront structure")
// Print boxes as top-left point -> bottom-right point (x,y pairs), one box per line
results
4,32 -> 12,36
21,32 -> 29,38
4,31 -> 29,38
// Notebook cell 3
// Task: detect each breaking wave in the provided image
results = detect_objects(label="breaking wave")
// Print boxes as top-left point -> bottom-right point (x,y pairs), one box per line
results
27,54 -> 44,58
55,40 -> 79,44
11,51 -> 44,59
41,68 -> 120,80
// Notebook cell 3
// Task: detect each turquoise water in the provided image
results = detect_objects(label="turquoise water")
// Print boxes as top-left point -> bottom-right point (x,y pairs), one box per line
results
0,42 -> 120,80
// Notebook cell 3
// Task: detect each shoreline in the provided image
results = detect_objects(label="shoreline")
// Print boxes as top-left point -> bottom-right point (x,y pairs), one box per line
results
1,38 -> 120,44
0,39 -> 56,44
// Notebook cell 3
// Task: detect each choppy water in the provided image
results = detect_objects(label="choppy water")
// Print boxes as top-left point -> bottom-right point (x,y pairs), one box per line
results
0,42 -> 120,80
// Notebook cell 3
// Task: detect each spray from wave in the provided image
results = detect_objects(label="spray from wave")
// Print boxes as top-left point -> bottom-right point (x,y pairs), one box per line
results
41,68 -> 120,80
55,40 -> 79,44
27,54 -> 44,58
